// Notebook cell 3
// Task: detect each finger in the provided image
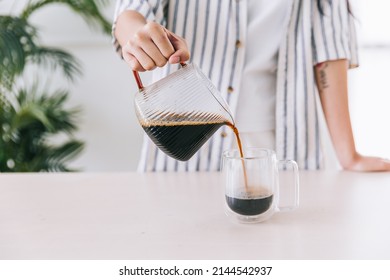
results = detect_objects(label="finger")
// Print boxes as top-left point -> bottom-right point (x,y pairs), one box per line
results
380,158 -> 390,171
166,30 -> 190,63
139,38 -> 169,67
122,44 -> 146,71
169,49 -> 190,64
149,26 -> 175,59
356,156 -> 390,172
123,52 -> 146,72
126,37 -> 156,71
368,156 -> 390,171
132,46 -> 157,71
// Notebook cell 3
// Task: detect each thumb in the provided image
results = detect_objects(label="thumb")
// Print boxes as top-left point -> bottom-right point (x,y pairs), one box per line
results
165,30 -> 190,63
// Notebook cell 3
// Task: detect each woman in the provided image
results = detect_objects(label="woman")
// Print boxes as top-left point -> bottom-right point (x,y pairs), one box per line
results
113,0 -> 390,172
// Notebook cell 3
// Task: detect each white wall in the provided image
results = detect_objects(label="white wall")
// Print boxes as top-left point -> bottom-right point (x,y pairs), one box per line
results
349,0 -> 390,160
3,0 -> 390,171
349,50 -> 390,160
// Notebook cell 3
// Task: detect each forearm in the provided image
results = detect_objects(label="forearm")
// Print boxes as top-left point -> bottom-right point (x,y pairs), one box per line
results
114,10 -> 147,47
314,59 -> 358,168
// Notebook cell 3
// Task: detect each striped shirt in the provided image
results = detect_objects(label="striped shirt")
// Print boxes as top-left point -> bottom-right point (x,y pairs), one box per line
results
112,0 -> 359,172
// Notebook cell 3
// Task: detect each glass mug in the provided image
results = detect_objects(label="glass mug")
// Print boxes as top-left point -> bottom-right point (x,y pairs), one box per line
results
222,148 -> 299,223
133,63 -> 235,161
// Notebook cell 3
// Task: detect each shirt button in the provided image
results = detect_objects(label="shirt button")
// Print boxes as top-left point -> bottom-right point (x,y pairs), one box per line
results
227,86 -> 234,93
220,131 -> 228,138
235,40 -> 242,48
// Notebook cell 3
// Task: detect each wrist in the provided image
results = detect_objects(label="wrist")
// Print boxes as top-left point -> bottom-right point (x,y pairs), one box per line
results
338,151 -> 361,170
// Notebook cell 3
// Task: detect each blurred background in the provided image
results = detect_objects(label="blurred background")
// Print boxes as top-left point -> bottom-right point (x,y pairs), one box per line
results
1,0 -> 389,172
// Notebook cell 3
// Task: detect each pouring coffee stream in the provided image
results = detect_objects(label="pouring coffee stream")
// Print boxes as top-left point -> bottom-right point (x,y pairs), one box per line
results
132,63 -> 248,187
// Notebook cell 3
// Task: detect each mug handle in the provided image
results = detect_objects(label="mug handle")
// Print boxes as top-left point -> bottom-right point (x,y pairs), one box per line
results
276,160 -> 299,212
132,62 -> 188,90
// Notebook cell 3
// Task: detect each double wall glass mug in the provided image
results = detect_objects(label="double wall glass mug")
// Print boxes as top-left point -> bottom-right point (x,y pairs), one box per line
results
133,63 -> 234,161
222,148 -> 299,223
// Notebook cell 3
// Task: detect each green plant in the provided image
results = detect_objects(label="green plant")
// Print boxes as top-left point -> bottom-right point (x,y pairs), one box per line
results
0,86 -> 84,171
0,0 -> 111,172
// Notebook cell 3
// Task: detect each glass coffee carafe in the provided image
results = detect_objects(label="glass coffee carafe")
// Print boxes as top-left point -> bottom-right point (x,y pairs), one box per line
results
133,63 -> 235,161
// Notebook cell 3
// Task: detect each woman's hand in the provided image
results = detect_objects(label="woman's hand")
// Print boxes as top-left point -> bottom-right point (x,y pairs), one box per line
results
343,153 -> 390,172
115,10 -> 190,72
122,22 -> 190,71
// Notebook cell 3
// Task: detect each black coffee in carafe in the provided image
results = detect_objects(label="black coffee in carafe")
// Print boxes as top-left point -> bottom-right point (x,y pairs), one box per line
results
141,118 -> 225,161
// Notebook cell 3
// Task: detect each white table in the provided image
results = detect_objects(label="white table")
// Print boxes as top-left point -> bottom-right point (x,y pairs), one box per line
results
0,171 -> 389,259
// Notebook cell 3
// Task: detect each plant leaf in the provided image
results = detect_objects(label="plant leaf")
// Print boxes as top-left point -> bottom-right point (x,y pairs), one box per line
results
29,47 -> 82,82
21,0 -> 111,34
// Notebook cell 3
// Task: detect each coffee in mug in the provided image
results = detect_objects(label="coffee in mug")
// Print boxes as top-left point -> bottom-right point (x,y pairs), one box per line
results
222,148 -> 299,223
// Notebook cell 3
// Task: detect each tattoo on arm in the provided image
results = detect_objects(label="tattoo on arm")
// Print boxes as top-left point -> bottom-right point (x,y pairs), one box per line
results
317,62 -> 329,91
